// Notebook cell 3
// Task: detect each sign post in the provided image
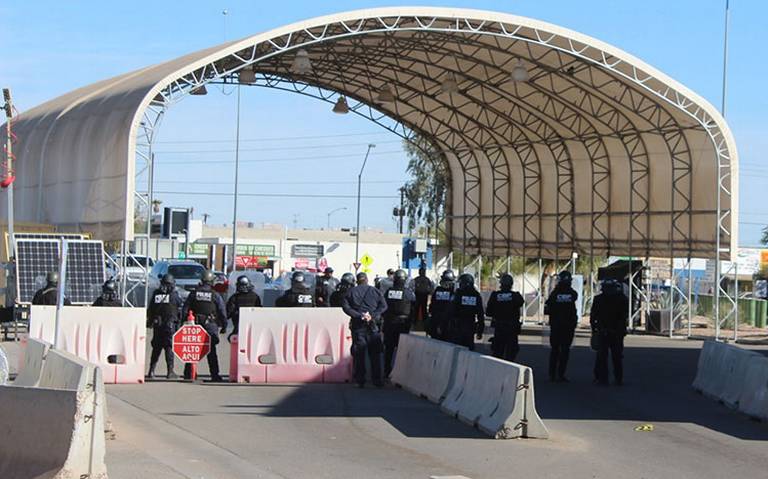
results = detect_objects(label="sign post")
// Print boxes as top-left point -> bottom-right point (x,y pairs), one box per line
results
173,312 -> 211,381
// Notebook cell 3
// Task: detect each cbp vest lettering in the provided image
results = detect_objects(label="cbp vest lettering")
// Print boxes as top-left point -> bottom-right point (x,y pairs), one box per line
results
498,292 -> 514,302
387,290 -> 404,300
152,291 -> 177,319
297,294 -> 313,304
556,294 -> 574,303
461,295 -> 477,306
435,290 -> 452,301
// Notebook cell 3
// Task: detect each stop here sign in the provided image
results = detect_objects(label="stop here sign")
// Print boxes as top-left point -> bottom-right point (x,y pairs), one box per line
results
172,324 -> 211,363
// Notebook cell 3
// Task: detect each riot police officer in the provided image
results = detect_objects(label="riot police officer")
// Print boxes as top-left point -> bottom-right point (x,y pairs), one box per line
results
329,273 -> 355,307
31,271 -> 72,305
427,269 -> 455,340
276,271 -> 315,307
226,275 -> 262,342
382,269 -> 416,376
451,273 -> 484,350
341,272 -> 387,388
92,279 -> 122,307
182,270 -> 227,382
413,267 -> 434,324
146,274 -> 183,379
545,270 -> 579,382
315,267 -> 339,307
486,273 -> 525,362
590,279 -> 629,385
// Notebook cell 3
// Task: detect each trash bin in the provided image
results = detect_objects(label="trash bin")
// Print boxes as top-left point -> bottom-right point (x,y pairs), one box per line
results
756,300 -> 767,329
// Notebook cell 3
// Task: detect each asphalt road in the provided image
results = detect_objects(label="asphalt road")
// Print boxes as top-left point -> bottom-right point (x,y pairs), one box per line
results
103,330 -> 768,479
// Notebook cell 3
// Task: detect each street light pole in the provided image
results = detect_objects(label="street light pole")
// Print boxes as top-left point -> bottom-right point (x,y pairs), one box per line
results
721,0 -> 731,116
327,207 -> 347,230
231,83 -> 241,273
355,144 -> 376,270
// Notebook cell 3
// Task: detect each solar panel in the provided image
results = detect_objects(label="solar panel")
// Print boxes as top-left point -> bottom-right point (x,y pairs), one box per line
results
66,241 -> 105,304
15,239 -> 59,304
13,233 -> 86,240
15,239 -> 105,305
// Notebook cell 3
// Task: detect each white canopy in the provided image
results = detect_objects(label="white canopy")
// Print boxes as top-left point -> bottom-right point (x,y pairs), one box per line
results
0,7 -> 737,259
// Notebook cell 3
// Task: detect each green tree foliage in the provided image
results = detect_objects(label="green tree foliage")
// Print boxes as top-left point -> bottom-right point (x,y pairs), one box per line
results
402,135 -> 448,232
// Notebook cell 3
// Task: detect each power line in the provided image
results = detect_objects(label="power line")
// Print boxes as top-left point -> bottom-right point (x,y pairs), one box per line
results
153,139 -> 402,154
153,190 -> 399,199
154,150 -> 403,165
154,131 -> 394,144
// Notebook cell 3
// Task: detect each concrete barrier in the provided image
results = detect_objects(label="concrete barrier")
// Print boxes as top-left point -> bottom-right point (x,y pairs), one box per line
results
1,348 -> 107,478
389,334 -> 464,403
29,305 -> 146,384
236,308 -> 353,383
738,355 -> 768,421
720,347 -> 762,409
13,338 -> 51,387
441,350 -> 548,439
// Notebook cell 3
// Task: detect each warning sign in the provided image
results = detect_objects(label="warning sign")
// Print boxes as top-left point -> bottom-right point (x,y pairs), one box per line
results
360,253 -> 373,266
172,324 -> 211,363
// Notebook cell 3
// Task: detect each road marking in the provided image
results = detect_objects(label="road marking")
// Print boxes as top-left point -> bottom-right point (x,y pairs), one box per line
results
430,476 -> 473,479
634,424 -> 655,432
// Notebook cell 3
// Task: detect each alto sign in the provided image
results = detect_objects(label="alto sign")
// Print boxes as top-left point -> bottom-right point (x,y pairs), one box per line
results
172,324 -> 211,363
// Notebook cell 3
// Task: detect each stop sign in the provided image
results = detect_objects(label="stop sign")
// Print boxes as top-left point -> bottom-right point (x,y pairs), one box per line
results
173,324 -> 211,363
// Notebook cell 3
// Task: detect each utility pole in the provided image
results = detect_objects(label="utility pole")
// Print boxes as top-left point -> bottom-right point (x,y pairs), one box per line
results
2,88 -> 16,259
721,0 -> 731,116
398,187 -> 405,234
355,144 -> 376,270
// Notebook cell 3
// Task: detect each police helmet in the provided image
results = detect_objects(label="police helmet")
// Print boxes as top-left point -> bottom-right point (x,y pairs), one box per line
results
201,270 -> 215,285
393,269 -> 408,287
601,279 -> 620,295
458,273 -> 474,290
441,269 -> 456,283
291,271 -> 305,285
557,270 -> 572,285
160,274 -> 175,293
340,272 -> 355,286
102,279 -> 117,294
236,275 -> 252,293
324,267 -> 334,275
499,273 -> 514,290
46,271 -> 59,286
386,268 -> 395,277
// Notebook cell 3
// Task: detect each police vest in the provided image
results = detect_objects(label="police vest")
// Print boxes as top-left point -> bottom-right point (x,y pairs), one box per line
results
190,286 -> 217,318
455,290 -> 481,319
151,290 -> 178,321
546,287 -> 577,321
489,291 -> 523,323
231,291 -> 260,310
430,288 -> 453,315
284,286 -> 314,307
385,287 -> 411,319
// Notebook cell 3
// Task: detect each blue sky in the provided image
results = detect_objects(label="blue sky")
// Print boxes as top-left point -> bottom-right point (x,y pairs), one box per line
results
2,0 -> 766,245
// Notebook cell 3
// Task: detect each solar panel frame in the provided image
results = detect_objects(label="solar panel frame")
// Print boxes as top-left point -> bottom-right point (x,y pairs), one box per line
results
14,238 -> 106,305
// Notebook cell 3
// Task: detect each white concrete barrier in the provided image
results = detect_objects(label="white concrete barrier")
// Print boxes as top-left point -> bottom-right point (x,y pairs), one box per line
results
29,305 -> 146,384
389,334 -> 464,403
1,348 -> 107,478
13,338 -> 51,387
738,355 -> 768,421
236,308 -> 353,383
692,340 -> 718,394
720,347 -> 762,409
441,350 -> 548,439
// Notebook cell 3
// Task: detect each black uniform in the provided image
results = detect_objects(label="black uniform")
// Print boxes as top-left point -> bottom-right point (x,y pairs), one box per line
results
545,284 -> 579,381
92,295 -> 122,307
451,287 -> 485,350
275,284 -> 315,307
315,275 -> 339,307
413,274 -> 434,323
31,287 -> 71,306
590,288 -> 629,385
329,284 -> 353,307
341,284 -> 387,386
146,288 -> 184,376
382,286 -> 416,376
182,284 -> 227,380
226,290 -> 262,339
427,286 -> 453,340
486,289 -> 525,362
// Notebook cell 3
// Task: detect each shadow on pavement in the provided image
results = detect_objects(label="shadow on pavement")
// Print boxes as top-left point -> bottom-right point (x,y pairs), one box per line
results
511,335 -> 768,441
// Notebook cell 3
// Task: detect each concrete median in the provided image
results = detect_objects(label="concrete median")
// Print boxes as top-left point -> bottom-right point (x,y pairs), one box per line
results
441,350 -> 548,439
14,338 -> 50,387
2,347 -> 107,478
389,334 -> 464,403
737,355 -> 768,421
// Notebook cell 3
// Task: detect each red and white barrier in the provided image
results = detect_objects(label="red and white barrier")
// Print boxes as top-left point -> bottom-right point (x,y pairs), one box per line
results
28,305 -> 146,384
233,308 -> 353,383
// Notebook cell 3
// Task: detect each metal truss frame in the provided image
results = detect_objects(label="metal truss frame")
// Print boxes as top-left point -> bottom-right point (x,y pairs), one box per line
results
130,12 -> 733,328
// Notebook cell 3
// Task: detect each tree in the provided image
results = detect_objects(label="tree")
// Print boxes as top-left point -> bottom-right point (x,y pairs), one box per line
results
401,135 -> 448,233
761,226 -> 768,246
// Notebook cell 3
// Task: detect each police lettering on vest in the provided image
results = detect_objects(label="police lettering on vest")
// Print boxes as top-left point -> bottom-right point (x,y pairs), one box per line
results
434,290 -> 451,301
297,294 -> 313,304
461,295 -> 477,306
387,290 -> 404,300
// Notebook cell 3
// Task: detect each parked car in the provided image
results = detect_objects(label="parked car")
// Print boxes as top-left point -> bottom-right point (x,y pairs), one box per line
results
147,260 -> 207,299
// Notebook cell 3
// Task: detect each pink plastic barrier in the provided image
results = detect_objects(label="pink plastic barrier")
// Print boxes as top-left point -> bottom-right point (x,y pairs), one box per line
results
234,308 -> 353,383
28,306 -> 146,384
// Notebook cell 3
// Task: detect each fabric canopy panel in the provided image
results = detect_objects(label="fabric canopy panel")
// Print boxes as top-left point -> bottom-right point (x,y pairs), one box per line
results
0,7 -> 738,259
